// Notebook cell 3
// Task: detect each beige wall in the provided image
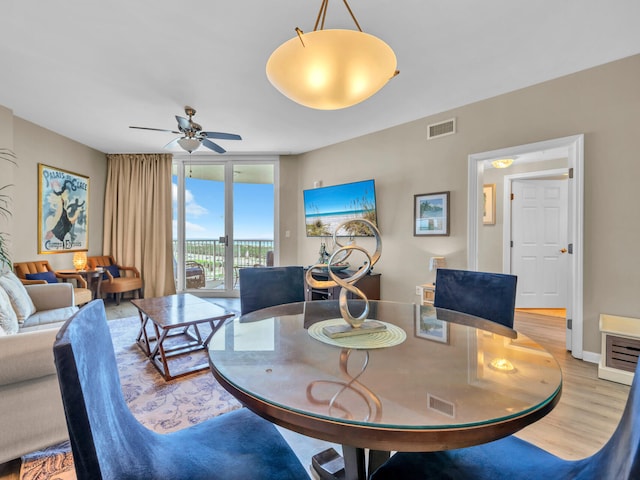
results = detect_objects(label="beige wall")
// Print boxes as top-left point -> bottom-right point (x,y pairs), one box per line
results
288,54 -> 640,355
1,112 -> 107,270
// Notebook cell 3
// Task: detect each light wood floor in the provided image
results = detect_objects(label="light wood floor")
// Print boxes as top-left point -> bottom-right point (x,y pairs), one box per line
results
0,309 -> 630,479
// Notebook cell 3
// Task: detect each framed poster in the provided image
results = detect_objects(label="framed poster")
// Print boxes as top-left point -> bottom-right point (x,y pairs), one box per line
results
414,191 -> 450,236
483,184 -> 496,225
38,164 -> 89,253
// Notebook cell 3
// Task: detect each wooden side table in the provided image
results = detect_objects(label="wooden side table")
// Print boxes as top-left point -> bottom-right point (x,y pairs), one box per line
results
57,269 -> 104,299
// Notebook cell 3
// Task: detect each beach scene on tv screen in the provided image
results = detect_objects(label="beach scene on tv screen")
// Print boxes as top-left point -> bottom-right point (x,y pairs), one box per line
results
304,180 -> 378,237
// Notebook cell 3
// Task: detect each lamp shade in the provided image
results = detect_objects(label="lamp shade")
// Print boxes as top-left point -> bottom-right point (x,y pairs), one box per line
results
177,137 -> 201,153
73,252 -> 87,271
266,29 -> 397,110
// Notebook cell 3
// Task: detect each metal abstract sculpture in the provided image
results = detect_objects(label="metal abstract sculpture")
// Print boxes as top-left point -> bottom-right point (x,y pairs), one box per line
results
305,218 -> 384,336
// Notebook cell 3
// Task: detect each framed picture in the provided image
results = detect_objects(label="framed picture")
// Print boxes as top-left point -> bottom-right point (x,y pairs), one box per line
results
38,164 -> 89,253
415,310 -> 449,344
414,191 -> 449,236
483,184 -> 496,225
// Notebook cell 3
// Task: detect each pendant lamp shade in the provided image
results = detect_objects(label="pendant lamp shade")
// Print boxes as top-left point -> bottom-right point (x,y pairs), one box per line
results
266,29 -> 397,110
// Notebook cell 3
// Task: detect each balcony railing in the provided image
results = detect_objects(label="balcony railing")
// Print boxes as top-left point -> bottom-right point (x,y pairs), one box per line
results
174,239 -> 274,287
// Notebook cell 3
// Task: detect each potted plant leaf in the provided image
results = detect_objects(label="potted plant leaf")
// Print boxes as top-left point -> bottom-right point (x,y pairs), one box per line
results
0,148 -> 16,269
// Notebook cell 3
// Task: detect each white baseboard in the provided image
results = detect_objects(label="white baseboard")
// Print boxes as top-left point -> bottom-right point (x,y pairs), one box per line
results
581,350 -> 600,364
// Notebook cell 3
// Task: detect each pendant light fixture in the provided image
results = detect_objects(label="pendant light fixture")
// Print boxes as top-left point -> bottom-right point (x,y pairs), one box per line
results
491,158 -> 515,169
266,0 -> 399,110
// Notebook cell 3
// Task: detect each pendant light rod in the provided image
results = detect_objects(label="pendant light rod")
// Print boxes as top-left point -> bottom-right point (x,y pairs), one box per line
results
313,0 -> 363,33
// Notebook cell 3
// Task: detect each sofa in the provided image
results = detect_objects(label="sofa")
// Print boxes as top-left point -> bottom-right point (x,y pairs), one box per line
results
0,274 -> 78,464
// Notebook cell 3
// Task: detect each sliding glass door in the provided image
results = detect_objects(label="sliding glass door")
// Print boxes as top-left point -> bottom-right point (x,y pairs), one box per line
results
172,158 -> 276,296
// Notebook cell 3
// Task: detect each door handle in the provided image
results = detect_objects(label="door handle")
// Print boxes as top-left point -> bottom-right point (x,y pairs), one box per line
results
560,248 -> 568,254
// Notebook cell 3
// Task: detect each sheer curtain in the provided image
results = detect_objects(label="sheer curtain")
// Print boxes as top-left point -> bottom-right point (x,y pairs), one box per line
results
103,154 -> 176,298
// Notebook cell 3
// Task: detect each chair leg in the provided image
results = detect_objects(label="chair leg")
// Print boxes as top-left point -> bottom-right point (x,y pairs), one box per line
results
115,293 -> 122,305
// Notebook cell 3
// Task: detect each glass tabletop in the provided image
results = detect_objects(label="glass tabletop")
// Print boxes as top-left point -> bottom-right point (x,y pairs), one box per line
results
208,300 -> 562,442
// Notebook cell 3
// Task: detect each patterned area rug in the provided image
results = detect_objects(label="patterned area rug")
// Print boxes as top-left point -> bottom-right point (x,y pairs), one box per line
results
19,316 -> 242,480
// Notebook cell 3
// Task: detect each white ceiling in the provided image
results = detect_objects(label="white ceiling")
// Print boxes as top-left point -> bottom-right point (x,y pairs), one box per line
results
2,1 -> 640,156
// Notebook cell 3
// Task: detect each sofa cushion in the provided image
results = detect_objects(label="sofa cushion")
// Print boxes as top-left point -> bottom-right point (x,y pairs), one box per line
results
21,306 -> 78,330
0,272 -> 36,324
0,286 -> 19,335
25,271 -> 59,284
99,264 -> 120,280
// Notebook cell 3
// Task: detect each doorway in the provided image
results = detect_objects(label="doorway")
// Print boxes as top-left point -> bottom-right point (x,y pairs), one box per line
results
507,174 -> 568,309
172,157 -> 277,297
468,135 -> 584,358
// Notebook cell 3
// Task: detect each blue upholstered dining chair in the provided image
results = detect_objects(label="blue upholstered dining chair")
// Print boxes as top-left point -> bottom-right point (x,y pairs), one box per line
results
371,361 -> 640,480
433,268 -> 518,328
53,300 -> 308,480
239,266 -> 305,315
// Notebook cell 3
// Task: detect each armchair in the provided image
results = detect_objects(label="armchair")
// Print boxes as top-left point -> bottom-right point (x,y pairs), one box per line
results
53,300 -> 308,479
87,255 -> 143,305
13,260 -> 92,306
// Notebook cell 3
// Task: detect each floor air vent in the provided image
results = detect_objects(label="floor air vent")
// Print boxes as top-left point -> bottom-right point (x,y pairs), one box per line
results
427,118 -> 456,140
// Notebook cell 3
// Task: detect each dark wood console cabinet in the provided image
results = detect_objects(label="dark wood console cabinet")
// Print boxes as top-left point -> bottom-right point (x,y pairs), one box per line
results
304,269 -> 381,301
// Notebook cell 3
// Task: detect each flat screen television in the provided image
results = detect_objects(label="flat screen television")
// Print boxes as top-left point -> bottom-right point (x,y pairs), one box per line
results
303,179 -> 378,237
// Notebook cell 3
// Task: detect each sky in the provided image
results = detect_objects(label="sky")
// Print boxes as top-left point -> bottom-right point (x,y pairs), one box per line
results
172,177 -> 274,240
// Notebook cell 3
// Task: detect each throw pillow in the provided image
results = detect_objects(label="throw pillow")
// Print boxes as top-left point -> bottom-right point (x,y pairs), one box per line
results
0,285 -> 19,335
0,271 -> 36,323
25,271 -> 59,283
100,264 -> 121,280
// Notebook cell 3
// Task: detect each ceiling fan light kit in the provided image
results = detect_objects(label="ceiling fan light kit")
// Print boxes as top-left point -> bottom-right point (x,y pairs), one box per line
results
129,106 -> 242,154
177,137 -> 201,153
266,0 -> 398,110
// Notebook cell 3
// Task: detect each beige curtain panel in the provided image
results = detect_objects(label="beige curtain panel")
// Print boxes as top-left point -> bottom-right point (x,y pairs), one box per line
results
103,153 -> 176,298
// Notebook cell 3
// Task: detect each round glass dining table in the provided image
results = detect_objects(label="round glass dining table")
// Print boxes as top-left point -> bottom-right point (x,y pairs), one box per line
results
208,300 -> 562,480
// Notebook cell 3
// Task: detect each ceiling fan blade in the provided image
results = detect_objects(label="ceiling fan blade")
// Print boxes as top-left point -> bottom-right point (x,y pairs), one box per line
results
163,138 -> 181,149
130,126 -> 181,134
175,115 -> 191,131
202,131 -> 242,141
201,138 -> 226,154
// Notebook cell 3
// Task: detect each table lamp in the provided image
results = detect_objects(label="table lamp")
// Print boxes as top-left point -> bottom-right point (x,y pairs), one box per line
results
73,251 -> 87,271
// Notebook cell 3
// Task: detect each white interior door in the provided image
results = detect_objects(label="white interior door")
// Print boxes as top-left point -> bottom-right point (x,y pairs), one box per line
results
511,179 -> 568,308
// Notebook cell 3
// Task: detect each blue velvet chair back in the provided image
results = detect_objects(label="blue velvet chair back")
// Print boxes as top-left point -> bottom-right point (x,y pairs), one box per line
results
239,266 -> 305,315
54,300 -> 149,479
592,362 -> 640,478
54,300 -> 307,480
434,268 -> 517,328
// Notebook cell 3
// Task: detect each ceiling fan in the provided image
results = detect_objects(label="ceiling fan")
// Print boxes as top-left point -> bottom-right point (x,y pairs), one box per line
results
129,106 -> 242,154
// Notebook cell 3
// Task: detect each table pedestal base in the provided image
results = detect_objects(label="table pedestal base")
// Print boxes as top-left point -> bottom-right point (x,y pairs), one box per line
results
312,447 -> 390,480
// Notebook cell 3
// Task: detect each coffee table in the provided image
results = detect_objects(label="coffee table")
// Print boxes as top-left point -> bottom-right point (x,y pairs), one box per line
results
132,293 -> 235,380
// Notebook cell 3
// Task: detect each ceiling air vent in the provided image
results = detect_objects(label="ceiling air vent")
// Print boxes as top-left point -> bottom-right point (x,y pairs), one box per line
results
427,393 -> 456,418
427,118 -> 456,140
